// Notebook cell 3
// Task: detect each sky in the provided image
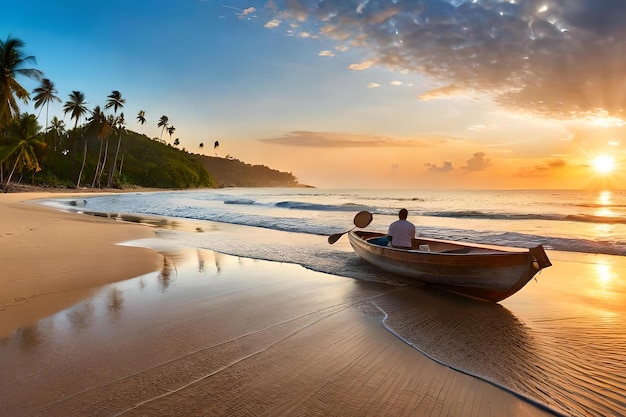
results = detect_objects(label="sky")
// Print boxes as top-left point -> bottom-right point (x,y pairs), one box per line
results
3,0 -> 626,189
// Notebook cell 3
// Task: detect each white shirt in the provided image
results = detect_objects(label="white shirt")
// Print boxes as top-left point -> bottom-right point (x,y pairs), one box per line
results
387,219 -> 416,248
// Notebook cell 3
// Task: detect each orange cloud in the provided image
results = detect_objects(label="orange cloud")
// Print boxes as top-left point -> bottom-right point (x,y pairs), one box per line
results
259,131 -> 438,148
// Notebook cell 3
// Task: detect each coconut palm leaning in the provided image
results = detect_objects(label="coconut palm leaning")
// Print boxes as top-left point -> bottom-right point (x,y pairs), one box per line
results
88,106 -> 111,188
32,78 -> 60,130
104,90 -> 125,187
157,115 -> 168,140
107,112 -> 126,187
63,90 -> 88,188
0,35 -> 43,132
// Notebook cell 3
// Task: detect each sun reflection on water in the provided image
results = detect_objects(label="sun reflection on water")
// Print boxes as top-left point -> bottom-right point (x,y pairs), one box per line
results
597,190 -> 612,205
589,261 -> 626,318
595,191 -> 614,218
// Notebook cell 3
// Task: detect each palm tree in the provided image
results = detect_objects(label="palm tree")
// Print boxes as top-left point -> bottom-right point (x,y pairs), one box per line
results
86,106 -> 111,187
48,116 -> 66,151
104,90 -> 125,115
63,91 -> 88,130
137,110 -> 146,125
63,91 -> 88,188
0,36 -> 43,131
167,125 -> 176,144
0,113 -> 46,191
103,90 -> 125,187
32,78 -> 60,130
157,115 -> 168,140
107,112 -> 126,187
173,138 -> 180,147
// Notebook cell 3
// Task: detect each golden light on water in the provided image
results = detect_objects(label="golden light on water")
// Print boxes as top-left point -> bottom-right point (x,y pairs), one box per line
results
593,261 -> 618,306
598,190 -> 612,205
596,262 -> 614,287
595,191 -> 614,217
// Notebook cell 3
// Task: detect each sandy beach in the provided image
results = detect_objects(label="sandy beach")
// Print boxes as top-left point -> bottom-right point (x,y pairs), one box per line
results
1,192 -> 561,416
0,191 -> 163,339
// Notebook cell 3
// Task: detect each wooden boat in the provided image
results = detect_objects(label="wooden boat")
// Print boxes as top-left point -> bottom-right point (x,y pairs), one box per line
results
348,230 -> 552,302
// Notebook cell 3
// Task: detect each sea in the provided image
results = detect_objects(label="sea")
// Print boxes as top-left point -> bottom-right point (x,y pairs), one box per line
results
35,188 -> 626,416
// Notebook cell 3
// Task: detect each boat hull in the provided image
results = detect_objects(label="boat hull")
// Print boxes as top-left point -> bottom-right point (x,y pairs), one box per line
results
348,231 -> 551,302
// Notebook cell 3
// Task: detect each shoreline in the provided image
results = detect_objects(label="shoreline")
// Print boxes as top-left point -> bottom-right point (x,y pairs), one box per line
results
0,191 -> 562,416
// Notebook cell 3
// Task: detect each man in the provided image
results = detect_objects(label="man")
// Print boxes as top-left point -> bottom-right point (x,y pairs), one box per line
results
387,208 -> 415,249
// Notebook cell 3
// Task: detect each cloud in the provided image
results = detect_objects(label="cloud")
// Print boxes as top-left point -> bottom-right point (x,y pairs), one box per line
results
259,131 -> 433,148
265,19 -> 281,28
270,0 -> 626,121
419,84 -> 467,101
318,50 -> 335,57
390,80 -> 403,86
462,152 -> 491,172
425,161 -> 453,173
515,159 -> 569,178
348,60 -> 375,71
367,82 -> 380,88
239,7 -> 256,19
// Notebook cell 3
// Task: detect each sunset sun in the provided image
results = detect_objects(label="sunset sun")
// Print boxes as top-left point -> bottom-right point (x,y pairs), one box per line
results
591,154 -> 616,175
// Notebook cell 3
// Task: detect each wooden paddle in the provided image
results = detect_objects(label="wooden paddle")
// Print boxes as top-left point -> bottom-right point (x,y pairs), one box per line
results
328,211 -> 373,244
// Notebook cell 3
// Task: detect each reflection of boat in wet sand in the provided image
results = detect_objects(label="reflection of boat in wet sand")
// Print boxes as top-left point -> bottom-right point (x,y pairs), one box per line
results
348,230 -> 552,303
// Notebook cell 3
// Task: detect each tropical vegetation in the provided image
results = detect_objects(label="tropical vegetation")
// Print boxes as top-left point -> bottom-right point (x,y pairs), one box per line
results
0,35 -> 302,191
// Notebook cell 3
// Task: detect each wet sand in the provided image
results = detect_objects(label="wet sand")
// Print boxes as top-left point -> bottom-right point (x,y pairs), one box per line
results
0,192 -> 163,339
1,194 -> 560,416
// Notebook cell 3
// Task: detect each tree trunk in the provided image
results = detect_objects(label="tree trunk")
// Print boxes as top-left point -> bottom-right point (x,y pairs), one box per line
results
76,137 -> 88,189
3,158 -> 19,192
118,154 -> 125,180
107,132 -> 122,188
91,139 -> 104,188
97,138 -> 110,188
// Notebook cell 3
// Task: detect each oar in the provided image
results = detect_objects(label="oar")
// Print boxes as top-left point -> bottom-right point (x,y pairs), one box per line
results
328,211 -> 373,244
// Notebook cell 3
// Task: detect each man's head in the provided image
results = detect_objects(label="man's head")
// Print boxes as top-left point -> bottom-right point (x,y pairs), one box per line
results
399,208 -> 408,220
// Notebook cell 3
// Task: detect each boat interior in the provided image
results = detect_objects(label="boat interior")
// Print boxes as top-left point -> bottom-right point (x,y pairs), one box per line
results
358,232 -> 519,255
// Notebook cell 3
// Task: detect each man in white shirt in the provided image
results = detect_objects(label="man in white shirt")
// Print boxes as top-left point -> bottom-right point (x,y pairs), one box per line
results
387,208 -> 415,249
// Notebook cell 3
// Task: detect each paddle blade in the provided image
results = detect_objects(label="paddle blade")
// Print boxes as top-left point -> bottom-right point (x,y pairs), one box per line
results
353,211 -> 373,228
328,233 -> 344,244
328,211 -> 371,245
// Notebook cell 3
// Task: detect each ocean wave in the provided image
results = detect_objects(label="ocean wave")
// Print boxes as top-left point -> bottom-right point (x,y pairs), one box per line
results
40,192 -> 626,258
574,203 -> 626,208
424,210 -> 563,221
422,227 -> 626,257
223,199 -> 256,205
275,201 -> 375,212
425,210 -> 626,224
564,214 -> 626,224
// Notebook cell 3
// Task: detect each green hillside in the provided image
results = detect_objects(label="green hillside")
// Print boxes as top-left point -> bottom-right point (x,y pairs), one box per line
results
26,128 -> 215,189
194,155 -> 307,188
1,114 -> 306,190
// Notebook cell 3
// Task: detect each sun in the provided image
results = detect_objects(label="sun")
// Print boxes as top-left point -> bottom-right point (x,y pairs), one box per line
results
591,154 -> 616,174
